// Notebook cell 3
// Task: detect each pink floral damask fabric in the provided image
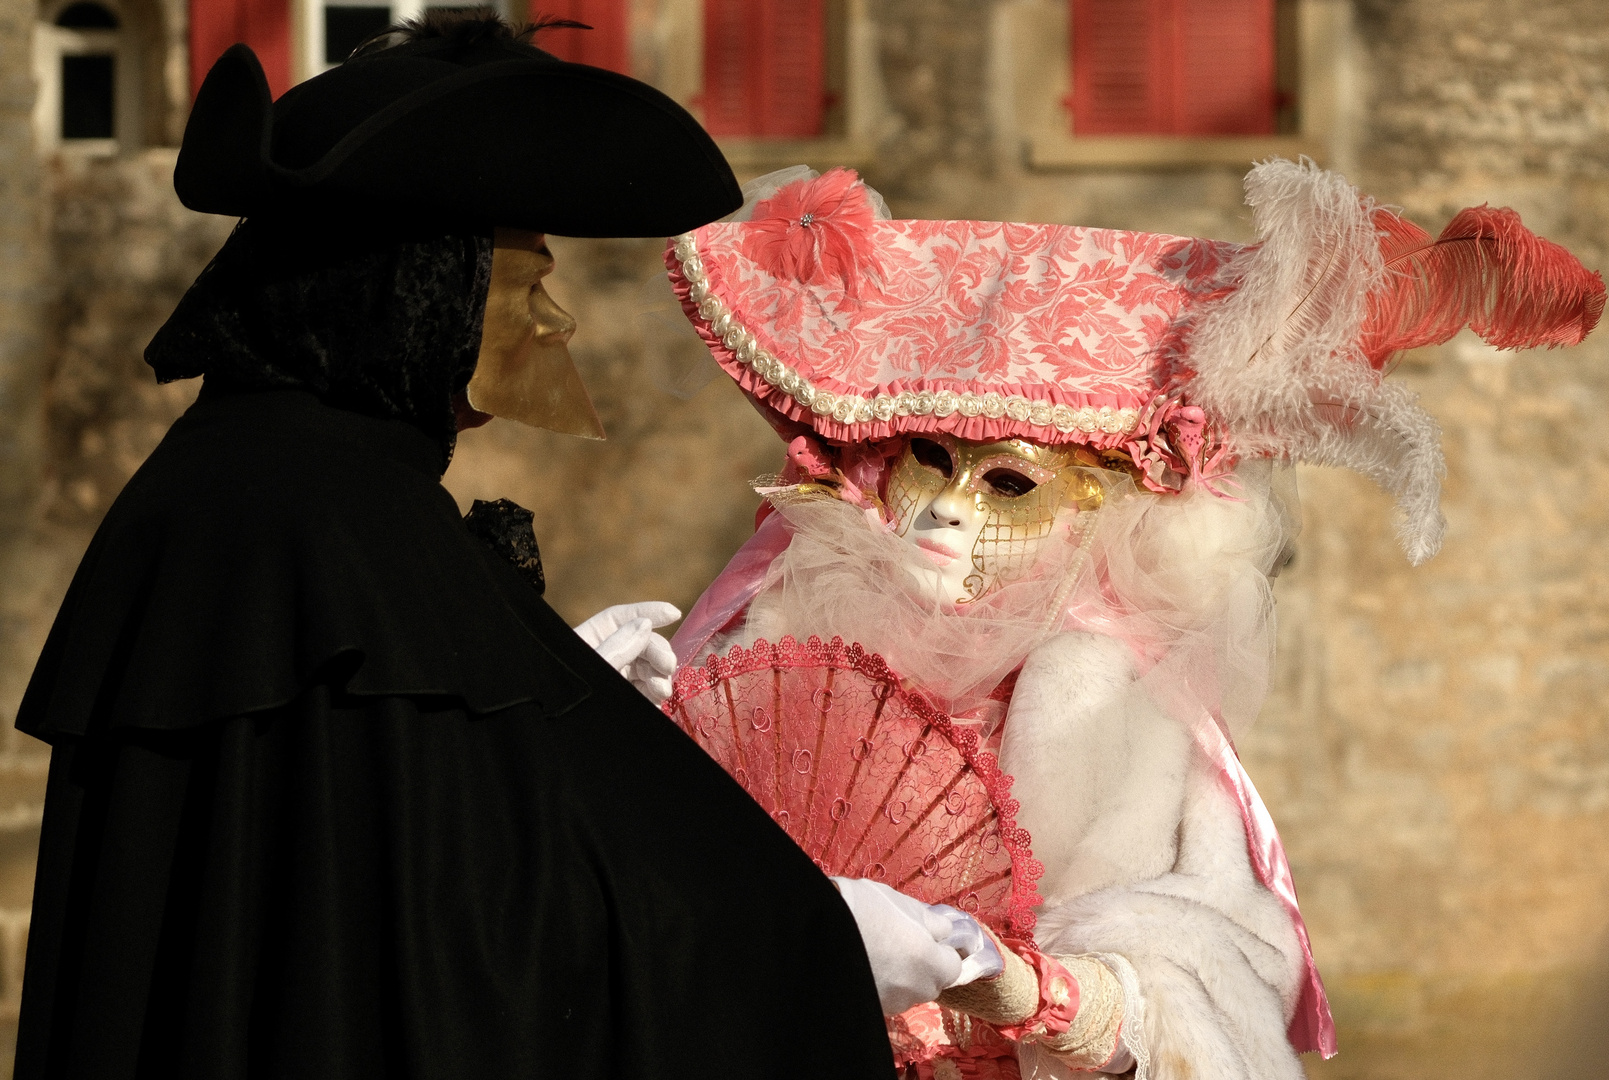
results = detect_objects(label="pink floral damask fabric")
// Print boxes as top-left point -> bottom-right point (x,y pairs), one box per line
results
671,169 -> 1242,449
710,218 -> 1235,397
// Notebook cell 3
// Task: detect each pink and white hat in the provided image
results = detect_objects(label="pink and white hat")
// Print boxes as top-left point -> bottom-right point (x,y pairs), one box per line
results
667,160 -> 1604,563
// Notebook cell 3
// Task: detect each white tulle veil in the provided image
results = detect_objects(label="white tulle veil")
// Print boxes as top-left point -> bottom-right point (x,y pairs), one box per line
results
729,461 -> 1296,731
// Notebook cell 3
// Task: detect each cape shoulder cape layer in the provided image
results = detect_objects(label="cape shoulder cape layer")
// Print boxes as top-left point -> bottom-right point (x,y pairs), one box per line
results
18,386 -> 585,738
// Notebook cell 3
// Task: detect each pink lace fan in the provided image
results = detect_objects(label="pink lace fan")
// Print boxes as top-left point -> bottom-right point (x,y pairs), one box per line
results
663,635 -> 1042,940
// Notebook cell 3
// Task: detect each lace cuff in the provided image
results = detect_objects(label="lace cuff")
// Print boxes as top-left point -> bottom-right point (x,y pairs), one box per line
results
936,932 -> 1042,1025
936,932 -> 1129,1074
1034,955 -> 1126,1071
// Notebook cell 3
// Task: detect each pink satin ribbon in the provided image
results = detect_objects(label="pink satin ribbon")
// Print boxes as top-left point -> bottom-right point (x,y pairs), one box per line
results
1192,712 -> 1337,1058
670,512 -> 794,667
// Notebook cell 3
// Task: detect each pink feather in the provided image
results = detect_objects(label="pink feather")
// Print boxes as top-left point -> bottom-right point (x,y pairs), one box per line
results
741,168 -> 880,292
1359,205 -> 1606,369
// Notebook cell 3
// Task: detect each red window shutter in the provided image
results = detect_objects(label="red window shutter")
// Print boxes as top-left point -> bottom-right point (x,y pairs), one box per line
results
532,0 -> 630,74
701,0 -> 753,136
189,0 -> 291,100
702,0 -> 824,138
1173,0 -> 1274,135
1071,0 -> 1168,134
756,0 -> 823,138
1069,0 -> 1274,136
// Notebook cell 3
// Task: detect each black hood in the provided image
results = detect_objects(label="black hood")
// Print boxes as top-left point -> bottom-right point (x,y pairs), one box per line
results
144,215 -> 493,463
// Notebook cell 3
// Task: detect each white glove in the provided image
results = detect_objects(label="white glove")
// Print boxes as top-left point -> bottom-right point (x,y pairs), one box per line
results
936,903 -> 1006,986
574,602 -> 680,704
832,877 -> 1004,1015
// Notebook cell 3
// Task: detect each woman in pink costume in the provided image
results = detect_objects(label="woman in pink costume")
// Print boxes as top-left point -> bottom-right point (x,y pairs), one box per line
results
662,162 -> 1603,1080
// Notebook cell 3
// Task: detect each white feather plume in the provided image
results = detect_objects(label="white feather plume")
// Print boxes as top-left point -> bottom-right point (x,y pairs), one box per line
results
1185,158 -> 1447,564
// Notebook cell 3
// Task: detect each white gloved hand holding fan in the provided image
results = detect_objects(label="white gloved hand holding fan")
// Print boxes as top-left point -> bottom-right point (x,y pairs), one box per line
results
574,602 -> 680,704
832,876 -> 1004,1015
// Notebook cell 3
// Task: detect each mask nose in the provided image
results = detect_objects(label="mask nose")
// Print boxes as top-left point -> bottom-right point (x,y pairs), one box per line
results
531,286 -> 577,346
926,483 -> 968,528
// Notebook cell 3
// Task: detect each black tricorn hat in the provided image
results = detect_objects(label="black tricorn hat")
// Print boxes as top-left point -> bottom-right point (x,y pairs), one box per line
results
176,21 -> 742,237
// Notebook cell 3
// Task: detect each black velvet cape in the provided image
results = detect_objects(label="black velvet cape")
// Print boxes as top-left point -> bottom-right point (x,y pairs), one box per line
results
13,386 -> 894,1078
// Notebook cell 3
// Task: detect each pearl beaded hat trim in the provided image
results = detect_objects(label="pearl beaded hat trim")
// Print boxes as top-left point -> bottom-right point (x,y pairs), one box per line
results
663,168 -> 1241,448
674,232 -> 1142,437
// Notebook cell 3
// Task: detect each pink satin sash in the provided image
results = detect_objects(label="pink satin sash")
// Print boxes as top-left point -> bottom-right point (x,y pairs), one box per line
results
671,512 -> 793,666
1192,712 -> 1337,1057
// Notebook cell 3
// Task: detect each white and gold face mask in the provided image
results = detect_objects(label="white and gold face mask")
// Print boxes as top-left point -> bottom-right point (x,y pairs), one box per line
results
885,434 -> 1103,604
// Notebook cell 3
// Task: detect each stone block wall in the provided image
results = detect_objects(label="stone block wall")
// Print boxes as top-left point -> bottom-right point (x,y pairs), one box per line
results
0,0 -> 51,1062
1258,2 -> 1609,1076
0,146 -> 228,1069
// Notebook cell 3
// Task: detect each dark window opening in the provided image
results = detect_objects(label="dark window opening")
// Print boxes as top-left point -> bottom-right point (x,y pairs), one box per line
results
1274,0 -> 1299,134
422,5 -> 496,16
61,54 -> 115,139
55,2 -> 118,27
325,6 -> 392,63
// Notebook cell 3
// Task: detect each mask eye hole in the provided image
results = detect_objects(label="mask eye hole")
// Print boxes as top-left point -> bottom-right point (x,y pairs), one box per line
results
910,438 -> 954,480
982,468 -> 1038,498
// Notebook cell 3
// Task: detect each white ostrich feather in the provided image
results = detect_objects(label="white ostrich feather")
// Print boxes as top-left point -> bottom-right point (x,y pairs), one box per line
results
1185,158 -> 1447,564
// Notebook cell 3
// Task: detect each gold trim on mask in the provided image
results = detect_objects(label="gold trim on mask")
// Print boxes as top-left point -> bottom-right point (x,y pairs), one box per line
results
888,435 -> 1105,603
466,227 -> 605,440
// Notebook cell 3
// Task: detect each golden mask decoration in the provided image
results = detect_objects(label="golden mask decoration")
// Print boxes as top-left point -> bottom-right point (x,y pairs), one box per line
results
466,227 -> 605,439
886,434 -> 1104,603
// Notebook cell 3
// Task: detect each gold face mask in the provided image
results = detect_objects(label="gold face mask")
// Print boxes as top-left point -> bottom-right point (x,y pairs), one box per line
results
886,434 -> 1103,603
465,227 -> 605,439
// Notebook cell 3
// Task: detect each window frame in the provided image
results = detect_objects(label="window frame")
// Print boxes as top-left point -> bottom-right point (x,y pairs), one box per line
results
1006,0 -> 1347,170
32,0 -> 139,155
291,0 -> 526,82
649,0 -> 882,174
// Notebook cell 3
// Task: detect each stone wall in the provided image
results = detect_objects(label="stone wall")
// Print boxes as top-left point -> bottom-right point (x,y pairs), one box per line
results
1,2 -> 1607,1078
0,0 -> 53,1061
0,147 -> 228,1070
1259,2 -> 1609,1076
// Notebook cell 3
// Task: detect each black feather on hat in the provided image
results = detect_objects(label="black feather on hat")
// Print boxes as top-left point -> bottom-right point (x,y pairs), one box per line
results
176,15 -> 742,238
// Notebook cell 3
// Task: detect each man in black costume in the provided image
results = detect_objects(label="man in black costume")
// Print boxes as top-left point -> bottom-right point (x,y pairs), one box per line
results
13,16 -> 893,1078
